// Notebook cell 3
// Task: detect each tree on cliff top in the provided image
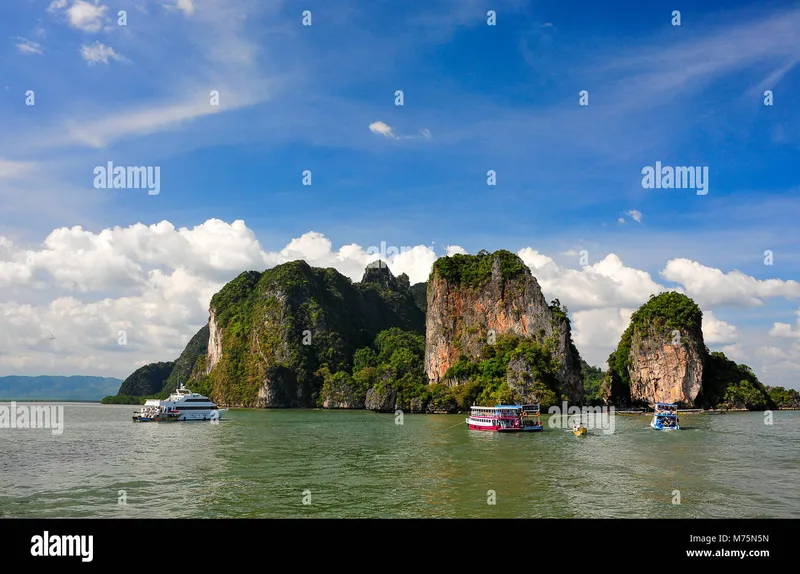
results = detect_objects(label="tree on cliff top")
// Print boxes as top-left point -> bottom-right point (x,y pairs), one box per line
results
431,249 -> 528,288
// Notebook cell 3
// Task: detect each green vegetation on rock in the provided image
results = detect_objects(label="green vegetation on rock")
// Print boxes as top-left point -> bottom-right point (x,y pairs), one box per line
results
321,327 -> 428,409
766,386 -> 800,409
432,249 -> 528,288
206,260 -> 425,407
604,292 -> 775,411
581,360 -> 605,405
101,395 -> 146,405
409,282 -> 428,314
439,334 -> 563,409
607,292 -> 703,388
162,325 -> 210,394
697,351 -> 774,410
117,361 -> 175,396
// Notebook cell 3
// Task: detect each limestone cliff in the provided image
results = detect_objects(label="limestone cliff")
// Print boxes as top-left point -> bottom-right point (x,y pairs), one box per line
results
194,260 -> 424,407
603,292 -> 705,408
628,325 -> 704,406
424,250 -> 583,403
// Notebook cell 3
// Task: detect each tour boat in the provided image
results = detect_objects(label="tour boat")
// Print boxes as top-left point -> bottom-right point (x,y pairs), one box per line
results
466,404 -> 543,432
650,402 -> 679,430
132,384 -> 225,422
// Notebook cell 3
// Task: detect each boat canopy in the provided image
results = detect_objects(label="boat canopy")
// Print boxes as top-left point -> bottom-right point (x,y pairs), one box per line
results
655,403 -> 677,407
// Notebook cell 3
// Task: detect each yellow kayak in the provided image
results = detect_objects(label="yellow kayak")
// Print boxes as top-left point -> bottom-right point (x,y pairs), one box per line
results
573,427 -> 587,436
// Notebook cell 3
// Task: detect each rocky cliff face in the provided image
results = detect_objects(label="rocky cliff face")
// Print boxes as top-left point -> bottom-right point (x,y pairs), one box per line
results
206,313 -> 222,375
628,325 -> 704,406
196,260 -> 424,407
603,292 -> 706,408
424,250 -> 583,403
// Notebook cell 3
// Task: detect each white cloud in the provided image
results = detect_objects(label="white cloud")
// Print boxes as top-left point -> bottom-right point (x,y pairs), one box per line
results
445,245 -> 467,256
617,217 -> 625,224
68,0 -> 108,32
420,128 -> 432,139
571,307 -> 635,366
47,0 -> 68,13
61,96 -> 231,148
721,344 -> 744,361
703,310 -> 738,344
661,259 -> 800,307
517,248 -> 667,311
0,160 -> 38,180
81,41 -> 124,65
41,3 -> 268,150
769,310 -> 800,338
14,37 -> 43,55
49,0 -> 109,32
163,0 -> 195,16
626,209 -> 643,222
0,221 -> 446,377
369,121 -> 397,139
2,220 -> 797,388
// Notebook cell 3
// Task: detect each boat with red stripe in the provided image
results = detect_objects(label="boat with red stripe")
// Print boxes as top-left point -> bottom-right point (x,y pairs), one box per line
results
466,404 -> 543,432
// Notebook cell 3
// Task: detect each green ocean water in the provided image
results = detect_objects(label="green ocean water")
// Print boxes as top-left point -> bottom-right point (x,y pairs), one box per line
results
1,404 -> 798,518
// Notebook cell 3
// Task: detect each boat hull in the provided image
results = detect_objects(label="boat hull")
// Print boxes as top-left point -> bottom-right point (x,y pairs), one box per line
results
467,423 -> 542,432
132,410 -> 224,422
650,419 -> 679,430
175,409 -> 224,421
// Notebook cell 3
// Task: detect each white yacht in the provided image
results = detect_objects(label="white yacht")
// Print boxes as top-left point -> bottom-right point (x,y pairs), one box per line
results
133,384 -> 226,422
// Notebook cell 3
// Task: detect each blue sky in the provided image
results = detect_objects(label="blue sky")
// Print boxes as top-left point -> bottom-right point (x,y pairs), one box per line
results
0,0 -> 798,388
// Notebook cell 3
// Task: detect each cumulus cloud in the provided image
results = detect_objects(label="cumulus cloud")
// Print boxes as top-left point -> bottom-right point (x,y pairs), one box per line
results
0,221 -> 444,377
49,0 -> 109,32
14,37 -> 43,55
445,245 -> 467,256
661,259 -> 800,307
769,309 -> 800,338
2,220 -> 797,385
721,344 -> 745,361
517,248 -> 667,311
570,307 -> 635,365
368,121 -> 397,139
702,310 -> 738,344
81,41 -> 124,65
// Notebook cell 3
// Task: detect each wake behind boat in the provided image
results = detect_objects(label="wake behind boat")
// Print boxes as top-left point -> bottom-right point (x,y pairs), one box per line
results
132,384 -> 226,422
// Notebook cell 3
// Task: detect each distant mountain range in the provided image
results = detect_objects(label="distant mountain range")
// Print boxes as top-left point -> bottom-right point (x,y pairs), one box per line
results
0,376 -> 123,401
